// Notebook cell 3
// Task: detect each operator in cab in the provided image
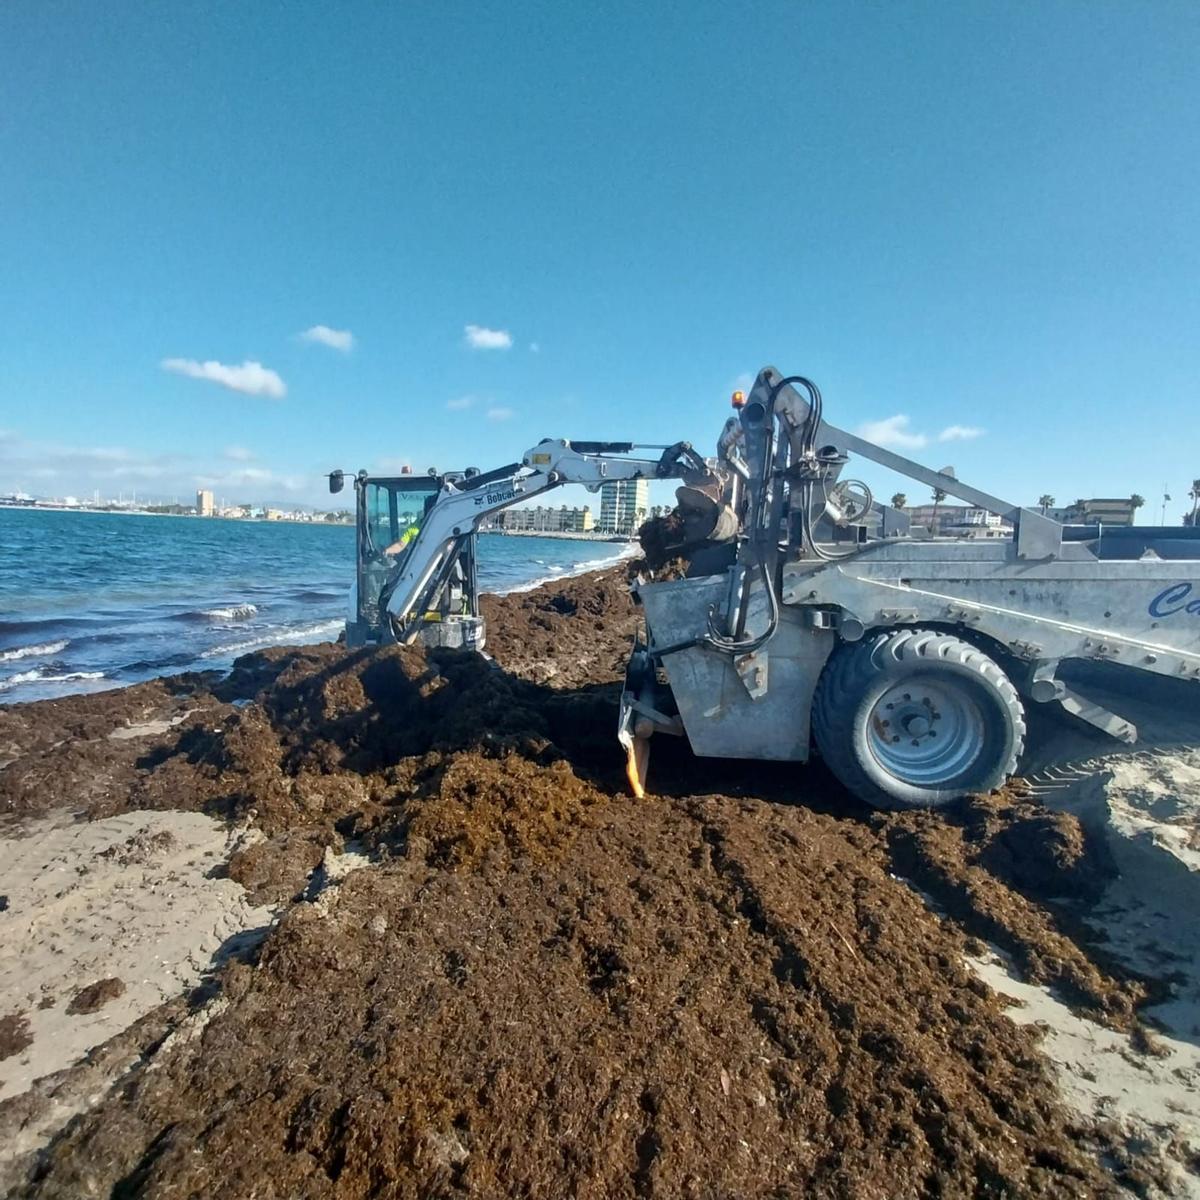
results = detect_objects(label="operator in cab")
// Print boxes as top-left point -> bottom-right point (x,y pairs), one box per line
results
382,516 -> 421,557
383,493 -> 440,558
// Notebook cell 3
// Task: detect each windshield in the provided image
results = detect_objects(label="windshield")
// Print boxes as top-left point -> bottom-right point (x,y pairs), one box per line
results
364,480 -> 439,561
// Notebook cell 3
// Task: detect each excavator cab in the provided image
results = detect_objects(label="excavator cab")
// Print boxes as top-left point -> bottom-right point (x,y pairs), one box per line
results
335,470 -> 482,650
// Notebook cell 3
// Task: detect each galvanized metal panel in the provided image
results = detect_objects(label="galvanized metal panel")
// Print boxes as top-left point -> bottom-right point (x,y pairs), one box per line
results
638,576 -> 834,762
782,542 -> 1200,681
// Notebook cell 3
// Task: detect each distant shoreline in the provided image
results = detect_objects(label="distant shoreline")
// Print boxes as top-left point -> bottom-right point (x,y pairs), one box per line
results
0,504 -> 351,526
0,507 -> 643,537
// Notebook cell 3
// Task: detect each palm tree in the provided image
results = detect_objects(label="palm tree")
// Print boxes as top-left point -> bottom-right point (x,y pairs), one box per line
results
891,493 -> 907,510
1189,479 -> 1200,525
1130,494 -> 1145,526
930,486 -> 947,532
1038,494 -> 1055,515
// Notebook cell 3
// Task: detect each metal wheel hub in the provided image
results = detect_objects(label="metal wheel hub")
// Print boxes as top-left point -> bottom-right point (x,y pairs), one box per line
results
866,678 -> 986,786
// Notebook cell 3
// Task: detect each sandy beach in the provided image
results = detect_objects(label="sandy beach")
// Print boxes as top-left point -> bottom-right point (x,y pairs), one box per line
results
2,566 -> 1200,1197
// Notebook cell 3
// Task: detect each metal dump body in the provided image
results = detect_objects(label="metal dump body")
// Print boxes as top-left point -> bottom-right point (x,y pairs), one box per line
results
640,535 -> 1200,762
639,574 -> 835,761
782,538 -> 1200,683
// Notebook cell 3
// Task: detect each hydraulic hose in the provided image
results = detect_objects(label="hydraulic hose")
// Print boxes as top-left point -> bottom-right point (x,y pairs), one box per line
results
703,560 -> 780,656
769,374 -> 823,457
766,376 -> 862,563
703,374 -> 826,655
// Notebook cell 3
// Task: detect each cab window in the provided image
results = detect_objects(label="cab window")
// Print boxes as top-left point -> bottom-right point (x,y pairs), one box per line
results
364,481 -> 437,560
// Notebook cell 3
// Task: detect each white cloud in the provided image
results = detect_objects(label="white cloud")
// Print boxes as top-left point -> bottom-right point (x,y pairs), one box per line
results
194,466 -> 306,492
464,324 -> 513,351
446,395 -> 475,411
205,467 -> 271,483
1,436 -> 183,492
110,464 -> 172,479
299,324 -> 355,352
486,406 -> 514,422
938,424 -> 985,442
0,429 -> 332,505
855,415 -> 929,450
162,358 -> 286,399
59,445 -> 134,463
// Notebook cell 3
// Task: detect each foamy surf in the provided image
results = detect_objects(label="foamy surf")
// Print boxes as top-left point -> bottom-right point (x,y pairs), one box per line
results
195,604 -> 259,621
200,619 -> 344,660
0,639 -> 69,663
0,668 -> 105,692
499,543 -> 639,595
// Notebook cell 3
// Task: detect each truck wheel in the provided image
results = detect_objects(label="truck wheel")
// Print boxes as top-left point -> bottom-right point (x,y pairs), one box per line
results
811,629 -> 1025,810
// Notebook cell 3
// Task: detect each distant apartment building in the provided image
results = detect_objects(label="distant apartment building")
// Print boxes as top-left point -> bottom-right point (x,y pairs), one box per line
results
904,504 -> 1011,537
1057,498 -> 1138,527
599,478 -> 649,534
196,489 -> 215,517
500,504 -> 594,533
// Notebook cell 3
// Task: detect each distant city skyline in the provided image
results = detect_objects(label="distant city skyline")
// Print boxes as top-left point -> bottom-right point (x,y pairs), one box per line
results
0,477 -> 340,512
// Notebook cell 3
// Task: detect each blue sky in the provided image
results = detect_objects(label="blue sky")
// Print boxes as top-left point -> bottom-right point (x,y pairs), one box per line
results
1,2 -> 1197,516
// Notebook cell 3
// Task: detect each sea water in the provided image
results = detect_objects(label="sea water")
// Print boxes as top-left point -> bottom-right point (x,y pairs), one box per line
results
0,508 -> 634,702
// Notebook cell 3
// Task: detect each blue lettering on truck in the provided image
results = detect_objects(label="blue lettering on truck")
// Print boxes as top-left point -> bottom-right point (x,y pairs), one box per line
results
1149,583 -> 1200,618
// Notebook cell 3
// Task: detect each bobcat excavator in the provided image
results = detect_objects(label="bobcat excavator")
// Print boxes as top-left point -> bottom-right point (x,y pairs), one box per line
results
330,367 -> 1200,811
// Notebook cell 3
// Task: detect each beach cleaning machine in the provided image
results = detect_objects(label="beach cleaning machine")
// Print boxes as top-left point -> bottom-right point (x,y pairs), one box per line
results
330,367 -> 1200,811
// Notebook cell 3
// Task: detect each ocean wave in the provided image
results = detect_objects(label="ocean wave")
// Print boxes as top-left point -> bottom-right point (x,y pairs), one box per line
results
0,639 -> 69,662
119,652 -> 203,674
202,603 -> 260,621
175,604 -> 260,622
498,544 -> 639,596
200,619 -> 344,660
73,630 -> 135,646
0,616 -> 97,637
0,668 -> 106,692
291,590 -> 343,603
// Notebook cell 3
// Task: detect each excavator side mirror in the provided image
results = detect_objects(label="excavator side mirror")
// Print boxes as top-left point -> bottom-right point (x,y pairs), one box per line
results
328,470 -> 345,495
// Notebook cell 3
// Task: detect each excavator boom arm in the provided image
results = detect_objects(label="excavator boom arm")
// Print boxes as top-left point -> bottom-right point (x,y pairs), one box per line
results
380,438 -> 711,639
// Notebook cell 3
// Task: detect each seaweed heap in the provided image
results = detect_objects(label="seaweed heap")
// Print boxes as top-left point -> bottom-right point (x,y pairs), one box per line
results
0,566 -> 1165,1198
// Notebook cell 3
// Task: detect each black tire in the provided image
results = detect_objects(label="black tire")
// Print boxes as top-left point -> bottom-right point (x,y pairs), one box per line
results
811,629 -> 1025,811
